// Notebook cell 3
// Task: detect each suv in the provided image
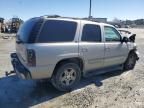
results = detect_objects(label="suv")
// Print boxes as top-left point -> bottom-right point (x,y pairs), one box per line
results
11,16 -> 139,91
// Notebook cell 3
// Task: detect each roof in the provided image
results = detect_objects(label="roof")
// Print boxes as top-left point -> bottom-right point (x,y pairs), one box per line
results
41,15 -> 113,27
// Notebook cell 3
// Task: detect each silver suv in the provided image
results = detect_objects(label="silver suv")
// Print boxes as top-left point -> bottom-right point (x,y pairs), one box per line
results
11,16 -> 139,91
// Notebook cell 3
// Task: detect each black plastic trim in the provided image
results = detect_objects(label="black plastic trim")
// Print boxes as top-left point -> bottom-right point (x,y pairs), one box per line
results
11,53 -> 32,79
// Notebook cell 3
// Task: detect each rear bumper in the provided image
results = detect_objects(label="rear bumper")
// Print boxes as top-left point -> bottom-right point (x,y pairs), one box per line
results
11,53 -> 31,79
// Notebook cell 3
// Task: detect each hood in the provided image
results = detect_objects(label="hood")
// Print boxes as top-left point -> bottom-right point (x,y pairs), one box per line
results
128,34 -> 136,42
118,29 -> 136,43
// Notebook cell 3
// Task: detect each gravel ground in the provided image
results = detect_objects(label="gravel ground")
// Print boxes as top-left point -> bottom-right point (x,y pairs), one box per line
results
0,29 -> 144,108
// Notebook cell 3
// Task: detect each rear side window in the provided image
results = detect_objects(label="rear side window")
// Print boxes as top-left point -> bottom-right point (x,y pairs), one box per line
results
38,20 -> 77,42
82,24 -> 101,42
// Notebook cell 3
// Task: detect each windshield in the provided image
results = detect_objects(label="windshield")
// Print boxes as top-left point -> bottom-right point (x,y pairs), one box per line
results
17,18 -> 39,43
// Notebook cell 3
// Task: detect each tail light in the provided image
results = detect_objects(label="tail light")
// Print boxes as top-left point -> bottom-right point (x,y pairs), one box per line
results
27,49 -> 36,67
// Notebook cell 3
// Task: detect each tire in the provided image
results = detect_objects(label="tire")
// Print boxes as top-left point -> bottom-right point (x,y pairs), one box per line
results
124,52 -> 137,70
51,62 -> 81,91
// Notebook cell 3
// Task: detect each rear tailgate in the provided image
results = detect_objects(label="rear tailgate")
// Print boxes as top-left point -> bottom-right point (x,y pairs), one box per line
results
15,18 -> 42,66
16,43 -> 27,66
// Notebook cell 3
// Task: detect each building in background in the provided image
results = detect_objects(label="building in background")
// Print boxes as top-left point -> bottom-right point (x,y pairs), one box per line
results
83,17 -> 107,23
94,18 -> 107,23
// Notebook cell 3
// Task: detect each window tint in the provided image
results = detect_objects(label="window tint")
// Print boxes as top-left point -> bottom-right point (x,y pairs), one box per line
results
17,18 -> 39,43
38,20 -> 77,42
104,26 -> 121,42
82,24 -> 101,42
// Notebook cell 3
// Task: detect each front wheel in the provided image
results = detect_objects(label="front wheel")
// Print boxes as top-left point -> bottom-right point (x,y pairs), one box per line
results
124,52 -> 137,70
51,62 -> 81,91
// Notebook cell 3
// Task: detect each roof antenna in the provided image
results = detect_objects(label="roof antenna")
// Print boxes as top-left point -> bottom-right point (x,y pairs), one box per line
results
89,0 -> 92,19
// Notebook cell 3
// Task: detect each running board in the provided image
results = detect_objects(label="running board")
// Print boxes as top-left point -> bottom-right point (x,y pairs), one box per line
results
84,64 -> 123,78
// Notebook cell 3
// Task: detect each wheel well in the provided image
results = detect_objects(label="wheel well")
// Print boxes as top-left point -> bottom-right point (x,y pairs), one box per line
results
124,49 -> 136,63
126,49 -> 137,60
53,58 -> 84,76
129,49 -> 136,55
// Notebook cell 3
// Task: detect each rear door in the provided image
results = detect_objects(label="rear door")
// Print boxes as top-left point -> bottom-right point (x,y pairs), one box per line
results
103,26 -> 128,67
79,23 -> 105,73
34,19 -> 79,66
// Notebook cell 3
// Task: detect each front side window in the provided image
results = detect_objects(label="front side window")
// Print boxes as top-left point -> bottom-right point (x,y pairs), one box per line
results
38,20 -> 77,42
104,26 -> 121,42
82,24 -> 101,42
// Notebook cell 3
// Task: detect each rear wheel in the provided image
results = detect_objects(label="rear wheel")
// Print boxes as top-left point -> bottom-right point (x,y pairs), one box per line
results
51,62 -> 81,91
124,52 -> 137,70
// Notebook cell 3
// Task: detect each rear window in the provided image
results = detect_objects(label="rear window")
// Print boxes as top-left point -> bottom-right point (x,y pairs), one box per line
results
37,20 -> 77,43
17,18 -> 40,43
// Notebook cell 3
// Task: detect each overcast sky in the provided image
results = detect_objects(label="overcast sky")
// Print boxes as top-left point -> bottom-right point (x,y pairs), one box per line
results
0,0 -> 144,21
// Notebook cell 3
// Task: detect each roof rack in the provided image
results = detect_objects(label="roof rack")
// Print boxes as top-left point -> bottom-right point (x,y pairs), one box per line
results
42,15 -> 61,18
41,15 -> 100,23
42,15 -> 80,20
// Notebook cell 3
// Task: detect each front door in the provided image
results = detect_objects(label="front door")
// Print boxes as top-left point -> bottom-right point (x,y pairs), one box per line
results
103,26 -> 128,67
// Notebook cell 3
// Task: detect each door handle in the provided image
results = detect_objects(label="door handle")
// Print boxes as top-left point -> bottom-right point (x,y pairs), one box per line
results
105,47 -> 110,51
81,48 -> 88,52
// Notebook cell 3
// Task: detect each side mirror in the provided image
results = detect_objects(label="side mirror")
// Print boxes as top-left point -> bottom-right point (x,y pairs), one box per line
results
122,37 -> 129,43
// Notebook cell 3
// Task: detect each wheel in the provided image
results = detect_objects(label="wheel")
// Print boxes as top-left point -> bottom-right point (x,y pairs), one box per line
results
124,52 -> 137,70
51,62 -> 81,91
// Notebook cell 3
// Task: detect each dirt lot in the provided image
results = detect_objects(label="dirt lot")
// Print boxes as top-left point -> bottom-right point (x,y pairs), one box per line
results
0,29 -> 144,108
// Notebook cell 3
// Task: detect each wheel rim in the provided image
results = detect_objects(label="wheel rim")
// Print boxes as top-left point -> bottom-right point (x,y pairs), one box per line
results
127,55 -> 135,68
60,68 -> 77,86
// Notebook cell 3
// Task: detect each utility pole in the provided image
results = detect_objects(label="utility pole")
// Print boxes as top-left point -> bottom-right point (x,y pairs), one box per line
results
89,0 -> 92,19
